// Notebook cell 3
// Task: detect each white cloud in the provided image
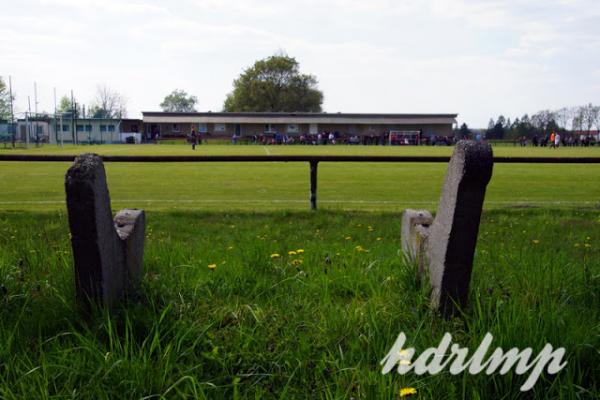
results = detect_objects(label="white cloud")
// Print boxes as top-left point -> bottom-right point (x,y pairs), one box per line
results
2,0 -> 600,125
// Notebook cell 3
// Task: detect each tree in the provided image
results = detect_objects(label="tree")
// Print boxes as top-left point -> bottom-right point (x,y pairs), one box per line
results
89,85 -> 127,118
0,77 -> 14,121
160,89 -> 197,112
57,95 -> 81,118
223,53 -> 323,112
579,103 -> 598,133
458,122 -> 471,138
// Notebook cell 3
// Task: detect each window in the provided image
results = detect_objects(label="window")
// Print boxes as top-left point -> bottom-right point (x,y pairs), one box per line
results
215,123 -> 226,132
108,125 -> 115,132
36,125 -> 43,135
85,125 -> 92,132
198,123 -> 208,133
100,125 -> 107,132
76,125 -> 84,132
264,124 -> 273,133
286,124 -> 299,133
62,125 -> 69,132
172,124 -> 180,133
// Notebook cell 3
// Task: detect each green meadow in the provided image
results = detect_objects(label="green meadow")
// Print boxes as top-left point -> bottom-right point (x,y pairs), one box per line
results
0,144 -> 598,398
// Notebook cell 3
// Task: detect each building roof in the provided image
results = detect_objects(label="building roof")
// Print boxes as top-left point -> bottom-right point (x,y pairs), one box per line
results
142,111 -> 458,125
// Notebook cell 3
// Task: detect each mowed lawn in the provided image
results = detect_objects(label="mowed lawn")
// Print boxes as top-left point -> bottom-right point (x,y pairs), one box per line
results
1,144 -> 600,211
3,142 -> 600,157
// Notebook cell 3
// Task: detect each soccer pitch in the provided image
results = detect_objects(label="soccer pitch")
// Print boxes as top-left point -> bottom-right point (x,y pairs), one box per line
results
1,144 -> 600,211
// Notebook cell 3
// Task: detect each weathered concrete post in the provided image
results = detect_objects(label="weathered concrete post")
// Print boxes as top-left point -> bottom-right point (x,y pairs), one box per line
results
401,141 -> 493,316
428,141 -> 493,315
65,153 -> 145,308
401,209 -> 433,281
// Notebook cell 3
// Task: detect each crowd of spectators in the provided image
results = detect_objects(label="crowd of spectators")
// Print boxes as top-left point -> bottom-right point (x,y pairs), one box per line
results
229,131 -> 456,146
515,132 -> 599,147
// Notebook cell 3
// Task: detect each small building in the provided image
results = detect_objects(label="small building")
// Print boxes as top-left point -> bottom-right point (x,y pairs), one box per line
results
47,117 -> 143,144
141,112 -> 458,142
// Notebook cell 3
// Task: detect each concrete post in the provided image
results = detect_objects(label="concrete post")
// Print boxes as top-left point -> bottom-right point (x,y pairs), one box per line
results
65,153 -> 145,308
427,141 -> 493,316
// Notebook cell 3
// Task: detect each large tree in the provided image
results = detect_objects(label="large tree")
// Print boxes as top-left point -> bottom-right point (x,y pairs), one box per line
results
89,85 -> 127,118
160,89 -> 198,112
223,54 -> 323,112
57,95 -> 81,118
0,77 -> 14,121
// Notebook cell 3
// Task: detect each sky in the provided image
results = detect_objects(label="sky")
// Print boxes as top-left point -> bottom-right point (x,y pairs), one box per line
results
2,0 -> 600,127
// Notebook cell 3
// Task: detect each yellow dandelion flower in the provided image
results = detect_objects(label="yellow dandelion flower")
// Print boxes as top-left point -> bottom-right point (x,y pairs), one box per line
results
227,246 -> 234,250
355,245 -> 370,253
336,252 -> 340,256
208,264 -> 217,270
532,240 -> 540,244
296,249 -> 304,254
291,259 -> 303,266
288,250 -> 297,255
345,236 -> 352,240
376,237 -> 382,241
584,243 -> 591,248
399,387 -> 417,397
270,253 -> 280,258
586,236 -> 591,240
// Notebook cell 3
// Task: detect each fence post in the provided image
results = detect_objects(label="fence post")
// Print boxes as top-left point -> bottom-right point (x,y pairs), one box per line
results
310,160 -> 318,210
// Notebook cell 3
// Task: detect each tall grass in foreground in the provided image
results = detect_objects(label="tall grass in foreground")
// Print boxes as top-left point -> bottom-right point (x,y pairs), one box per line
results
0,209 -> 598,399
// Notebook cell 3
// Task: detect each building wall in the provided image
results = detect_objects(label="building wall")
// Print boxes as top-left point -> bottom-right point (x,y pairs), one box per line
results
52,119 -> 121,144
150,121 -> 453,139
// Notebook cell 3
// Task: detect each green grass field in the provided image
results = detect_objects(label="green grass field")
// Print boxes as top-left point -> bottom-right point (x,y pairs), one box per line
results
0,144 -> 599,398
1,144 -> 600,212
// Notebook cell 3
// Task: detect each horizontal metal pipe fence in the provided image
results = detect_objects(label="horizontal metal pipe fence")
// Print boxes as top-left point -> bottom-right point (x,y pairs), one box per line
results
2,154 -> 599,209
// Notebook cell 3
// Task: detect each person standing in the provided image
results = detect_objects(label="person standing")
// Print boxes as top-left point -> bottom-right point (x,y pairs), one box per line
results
191,129 -> 198,150
554,132 -> 561,149
549,132 -> 556,148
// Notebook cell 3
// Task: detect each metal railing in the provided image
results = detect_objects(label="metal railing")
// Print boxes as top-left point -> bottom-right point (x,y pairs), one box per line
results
2,154 -> 600,209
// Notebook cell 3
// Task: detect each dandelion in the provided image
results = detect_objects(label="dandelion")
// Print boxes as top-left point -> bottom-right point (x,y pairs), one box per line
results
296,249 -> 304,254
376,237 -> 382,241
270,253 -> 280,258
227,246 -> 234,250
208,264 -> 217,270
399,387 -> 417,397
345,236 -> 352,240
584,243 -> 591,248
532,240 -> 540,244
291,259 -> 303,266
288,250 -> 297,256
355,245 -> 369,253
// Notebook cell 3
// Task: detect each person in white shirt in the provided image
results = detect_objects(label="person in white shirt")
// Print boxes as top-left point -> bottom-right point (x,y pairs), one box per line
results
554,133 -> 561,148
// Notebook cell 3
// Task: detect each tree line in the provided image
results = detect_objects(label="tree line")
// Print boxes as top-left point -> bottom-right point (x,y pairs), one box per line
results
484,104 -> 600,140
0,53 -> 324,121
